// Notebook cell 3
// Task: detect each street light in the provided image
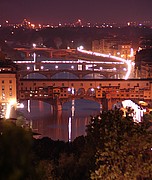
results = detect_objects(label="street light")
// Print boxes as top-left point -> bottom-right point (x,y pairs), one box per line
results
79,45 -> 84,50
33,43 -> 36,48
41,66 -> 44,70
55,65 -> 58,70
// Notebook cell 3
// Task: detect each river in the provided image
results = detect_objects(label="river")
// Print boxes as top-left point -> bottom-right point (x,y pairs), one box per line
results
17,60 -> 103,142
19,99 -> 100,142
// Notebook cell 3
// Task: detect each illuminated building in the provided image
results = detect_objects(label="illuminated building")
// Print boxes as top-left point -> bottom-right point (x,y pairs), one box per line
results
92,38 -> 133,60
0,59 -> 17,118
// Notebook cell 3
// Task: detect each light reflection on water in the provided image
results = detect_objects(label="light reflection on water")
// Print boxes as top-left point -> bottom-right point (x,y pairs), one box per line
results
20,63 -> 101,141
19,99 -> 100,142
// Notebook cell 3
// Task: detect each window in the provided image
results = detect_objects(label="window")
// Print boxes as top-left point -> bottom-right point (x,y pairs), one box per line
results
9,80 -> 12,83
2,80 -> 4,84
71,83 -> 73,86
81,83 -> 83,86
62,83 -> 64,86
90,83 -> 92,86
9,85 -> 12,90
9,92 -> 12,96
2,86 -> 4,90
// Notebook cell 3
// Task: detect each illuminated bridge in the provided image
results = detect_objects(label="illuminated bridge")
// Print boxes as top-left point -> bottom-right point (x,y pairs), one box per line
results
15,47 -> 133,79
18,78 -> 152,112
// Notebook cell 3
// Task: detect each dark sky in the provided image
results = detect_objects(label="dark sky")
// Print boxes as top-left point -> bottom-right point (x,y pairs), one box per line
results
0,0 -> 152,24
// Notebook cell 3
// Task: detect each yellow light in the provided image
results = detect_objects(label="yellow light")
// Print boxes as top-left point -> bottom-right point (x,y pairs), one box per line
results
5,99 -> 17,119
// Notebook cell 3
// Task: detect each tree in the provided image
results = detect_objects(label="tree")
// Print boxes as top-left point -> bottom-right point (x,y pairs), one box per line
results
0,121 -> 38,180
86,109 -> 152,180
54,37 -> 62,49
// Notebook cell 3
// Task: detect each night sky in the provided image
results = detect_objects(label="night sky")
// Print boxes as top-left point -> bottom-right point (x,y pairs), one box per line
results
0,0 -> 152,24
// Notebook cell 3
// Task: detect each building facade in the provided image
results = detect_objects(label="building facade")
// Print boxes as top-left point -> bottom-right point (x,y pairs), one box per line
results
0,60 -> 17,118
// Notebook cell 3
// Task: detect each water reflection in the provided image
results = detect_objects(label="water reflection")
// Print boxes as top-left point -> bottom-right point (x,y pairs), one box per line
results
19,99 -> 100,142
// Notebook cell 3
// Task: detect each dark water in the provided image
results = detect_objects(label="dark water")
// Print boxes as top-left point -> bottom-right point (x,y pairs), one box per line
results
19,62 -> 102,142
19,99 -> 100,142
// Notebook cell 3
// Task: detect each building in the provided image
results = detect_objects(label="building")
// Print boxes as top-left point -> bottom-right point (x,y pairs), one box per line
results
135,49 -> 152,78
92,37 -> 133,59
0,59 -> 17,118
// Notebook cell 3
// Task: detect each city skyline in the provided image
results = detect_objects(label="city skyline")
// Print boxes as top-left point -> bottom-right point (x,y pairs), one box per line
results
0,0 -> 152,24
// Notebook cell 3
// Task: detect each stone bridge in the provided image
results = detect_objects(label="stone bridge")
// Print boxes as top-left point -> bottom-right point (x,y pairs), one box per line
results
18,78 -> 152,111
18,69 -> 123,79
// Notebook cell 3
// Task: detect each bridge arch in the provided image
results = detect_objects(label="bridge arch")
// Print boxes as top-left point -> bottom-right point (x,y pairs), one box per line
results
77,88 -> 85,96
86,87 -> 96,96
51,70 -> 79,79
23,72 -> 47,79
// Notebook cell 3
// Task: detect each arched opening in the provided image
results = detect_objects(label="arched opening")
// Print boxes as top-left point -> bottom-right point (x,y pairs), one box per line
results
62,99 -> 100,111
23,73 -> 47,79
51,72 -> 78,79
77,88 -> 85,96
86,88 -> 95,97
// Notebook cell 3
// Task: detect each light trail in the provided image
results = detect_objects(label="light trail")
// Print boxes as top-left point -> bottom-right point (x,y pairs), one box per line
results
77,47 -> 132,80
14,59 -> 124,65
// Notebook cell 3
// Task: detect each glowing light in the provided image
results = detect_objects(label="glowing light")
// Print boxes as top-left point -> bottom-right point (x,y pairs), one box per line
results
78,45 -> 84,50
77,47 -> 132,80
91,88 -> 94,92
71,65 -> 74,69
130,48 -> 134,57
28,100 -> 30,112
68,88 -> 71,92
55,65 -> 58,69
31,24 -> 35,28
17,103 -> 24,108
124,60 -> 132,80
68,117 -> 72,142
5,99 -> 17,119
122,100 -> 145,123
33,43 -> 36,48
